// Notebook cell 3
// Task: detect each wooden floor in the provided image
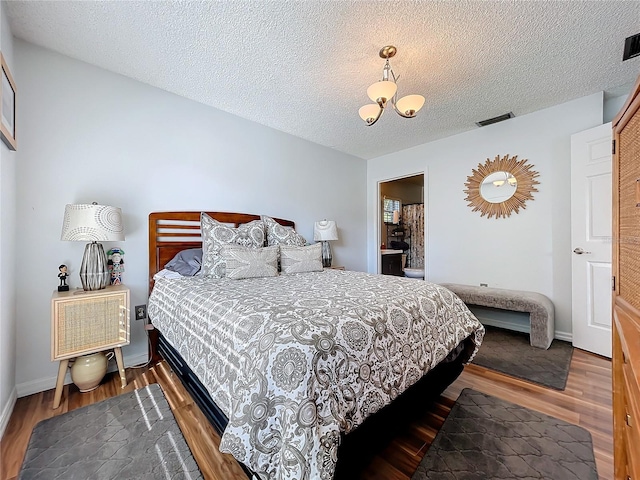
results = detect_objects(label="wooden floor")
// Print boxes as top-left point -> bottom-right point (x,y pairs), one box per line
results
0,348 -> 612,480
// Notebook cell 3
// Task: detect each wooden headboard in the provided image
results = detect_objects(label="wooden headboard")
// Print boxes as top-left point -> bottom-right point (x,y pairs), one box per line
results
148,211 -> 295,294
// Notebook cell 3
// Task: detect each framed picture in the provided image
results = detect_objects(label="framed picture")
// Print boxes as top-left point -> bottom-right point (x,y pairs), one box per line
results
1,53 -> 16,151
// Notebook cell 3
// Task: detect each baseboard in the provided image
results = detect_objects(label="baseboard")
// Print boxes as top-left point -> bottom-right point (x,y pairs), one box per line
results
16,351 -> 149,398
478,317 -> 573,343
0,387 -> 17,439
554,330 -> 573,343
477,317 -> 530,334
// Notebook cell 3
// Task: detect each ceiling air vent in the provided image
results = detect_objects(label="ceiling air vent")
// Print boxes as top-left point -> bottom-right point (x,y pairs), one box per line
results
623,33 -> 640,61
476,112 -> 515,127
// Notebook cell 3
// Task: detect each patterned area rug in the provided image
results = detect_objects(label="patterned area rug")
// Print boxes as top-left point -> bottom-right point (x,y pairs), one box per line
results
412,389 -> 597,480
472,325 -> 573,390
19,384 -> 202,480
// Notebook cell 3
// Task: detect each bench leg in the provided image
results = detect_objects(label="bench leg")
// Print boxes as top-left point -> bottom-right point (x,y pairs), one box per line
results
530,313 -> 554,349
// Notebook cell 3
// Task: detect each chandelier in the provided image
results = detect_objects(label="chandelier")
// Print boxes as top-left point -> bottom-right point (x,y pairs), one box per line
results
358,46 -> 425,126
492,171 -> 517,187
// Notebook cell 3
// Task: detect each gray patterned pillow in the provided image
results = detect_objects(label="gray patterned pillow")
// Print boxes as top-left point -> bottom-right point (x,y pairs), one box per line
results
221,245 -> 279,279
201,213 -> 265,277
280,243 -> 323,274
261,215 -> 306,246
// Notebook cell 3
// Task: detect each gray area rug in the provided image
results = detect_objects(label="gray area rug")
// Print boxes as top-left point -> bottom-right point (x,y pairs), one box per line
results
19,384 -> 203,480
412,389 -> 598,480
472,325 -> 573,390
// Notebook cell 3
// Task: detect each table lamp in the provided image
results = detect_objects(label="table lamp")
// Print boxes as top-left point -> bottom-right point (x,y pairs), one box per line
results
61,203 -> 125,290
313,220 -> 338,268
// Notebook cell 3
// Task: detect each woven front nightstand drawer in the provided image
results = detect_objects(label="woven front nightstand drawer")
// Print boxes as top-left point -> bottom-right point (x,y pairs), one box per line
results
51,286 -> 130,361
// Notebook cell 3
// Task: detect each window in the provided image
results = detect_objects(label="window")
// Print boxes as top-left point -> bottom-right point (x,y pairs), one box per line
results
383,197 -> 401,224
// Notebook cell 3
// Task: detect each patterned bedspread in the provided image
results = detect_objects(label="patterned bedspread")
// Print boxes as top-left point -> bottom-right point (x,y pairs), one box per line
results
148,270 -> 484,480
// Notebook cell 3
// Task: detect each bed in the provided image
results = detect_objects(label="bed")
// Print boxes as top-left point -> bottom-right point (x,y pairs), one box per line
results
147,211 -> 484,480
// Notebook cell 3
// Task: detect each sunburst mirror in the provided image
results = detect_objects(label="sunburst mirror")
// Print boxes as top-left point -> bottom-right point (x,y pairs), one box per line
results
464,154 -> 540,219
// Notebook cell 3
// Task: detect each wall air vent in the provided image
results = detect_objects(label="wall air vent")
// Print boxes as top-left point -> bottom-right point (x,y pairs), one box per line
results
623,33 -> 640,61
475,112 -> 515,127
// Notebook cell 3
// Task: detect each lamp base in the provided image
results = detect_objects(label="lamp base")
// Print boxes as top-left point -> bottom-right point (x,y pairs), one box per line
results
321,241 -> 332,268
80,242 -> 110,291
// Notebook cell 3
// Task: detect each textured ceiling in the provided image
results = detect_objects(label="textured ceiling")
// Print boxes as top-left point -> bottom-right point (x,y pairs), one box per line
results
5,1 -> 640,159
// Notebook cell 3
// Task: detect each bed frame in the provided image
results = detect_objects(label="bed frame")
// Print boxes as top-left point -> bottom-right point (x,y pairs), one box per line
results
147,211 -> 473,478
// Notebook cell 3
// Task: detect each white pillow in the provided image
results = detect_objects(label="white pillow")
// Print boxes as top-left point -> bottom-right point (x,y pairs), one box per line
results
221,245 -> 279,280
201,212 -> 265,278
280,243 -> 323,274
153,268 -> 185,280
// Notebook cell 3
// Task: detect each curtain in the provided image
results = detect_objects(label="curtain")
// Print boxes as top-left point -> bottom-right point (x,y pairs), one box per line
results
402,203 -> 424,268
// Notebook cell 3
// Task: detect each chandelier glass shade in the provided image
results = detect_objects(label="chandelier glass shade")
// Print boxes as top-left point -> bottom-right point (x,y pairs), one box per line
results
358,104 -> 381,123
492,172 -> 517,187
359,45 -> 425,126
395,94 -> 426,117
366,80 -> 397,104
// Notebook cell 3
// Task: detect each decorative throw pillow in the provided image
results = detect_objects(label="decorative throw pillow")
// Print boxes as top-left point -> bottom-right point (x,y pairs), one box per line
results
261,215 -> 306,246
164,248 -> 202,276
201,213 -> 265,277
280,243 -> 323,274
221,245 -> 279,280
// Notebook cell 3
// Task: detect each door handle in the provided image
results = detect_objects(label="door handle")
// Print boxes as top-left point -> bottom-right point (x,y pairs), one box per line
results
573,247 -> 592,255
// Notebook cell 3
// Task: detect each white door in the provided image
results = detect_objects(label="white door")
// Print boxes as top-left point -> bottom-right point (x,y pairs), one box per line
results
570,123 -> 612,358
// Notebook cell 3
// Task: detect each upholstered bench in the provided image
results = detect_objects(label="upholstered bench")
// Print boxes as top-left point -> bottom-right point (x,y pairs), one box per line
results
440,283 -> 555,349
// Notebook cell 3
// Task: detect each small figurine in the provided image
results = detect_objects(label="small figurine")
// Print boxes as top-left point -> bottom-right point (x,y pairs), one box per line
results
58,264 -> 69,292
107,248 -> 125,285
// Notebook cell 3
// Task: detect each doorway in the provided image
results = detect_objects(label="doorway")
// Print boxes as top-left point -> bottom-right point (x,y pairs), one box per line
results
379,174 -> 425,276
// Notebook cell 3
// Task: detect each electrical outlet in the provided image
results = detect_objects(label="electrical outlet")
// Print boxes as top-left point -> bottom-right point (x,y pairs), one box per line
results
480,283 -> 488,287
135,304 -> 147,320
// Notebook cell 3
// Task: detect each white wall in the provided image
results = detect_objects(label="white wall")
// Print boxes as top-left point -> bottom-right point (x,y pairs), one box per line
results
367,93 -> 604,337
604,93 -> 628,123
0,0 -> 18,436
14,40 -> 366,396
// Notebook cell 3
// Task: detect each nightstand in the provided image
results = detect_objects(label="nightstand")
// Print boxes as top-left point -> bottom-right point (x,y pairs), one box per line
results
325,266 -> 345,270
51,285 -> 130,408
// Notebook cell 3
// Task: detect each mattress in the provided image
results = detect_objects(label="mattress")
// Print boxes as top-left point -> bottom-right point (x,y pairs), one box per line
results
148,269 -> 484,480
